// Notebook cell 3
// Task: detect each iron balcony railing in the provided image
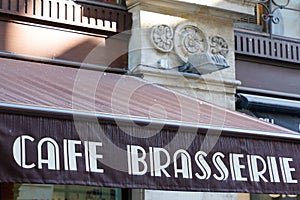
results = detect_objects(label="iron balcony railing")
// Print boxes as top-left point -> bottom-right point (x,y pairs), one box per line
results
0,0 -> 132,33
235,29 -> 300,64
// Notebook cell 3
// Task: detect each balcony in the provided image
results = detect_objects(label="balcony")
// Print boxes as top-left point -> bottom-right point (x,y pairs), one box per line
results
235,29 -> 300,65
0,0 -> 132,71
0,0 -> 132,33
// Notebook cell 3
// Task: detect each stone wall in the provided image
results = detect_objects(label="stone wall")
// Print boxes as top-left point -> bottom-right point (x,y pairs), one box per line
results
127,0 -> 256,109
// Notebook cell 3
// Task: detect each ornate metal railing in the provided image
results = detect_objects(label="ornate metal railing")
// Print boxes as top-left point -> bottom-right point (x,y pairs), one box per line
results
0,0 -> 132,33
235,29 -> 300,64
258,0 -> 300,36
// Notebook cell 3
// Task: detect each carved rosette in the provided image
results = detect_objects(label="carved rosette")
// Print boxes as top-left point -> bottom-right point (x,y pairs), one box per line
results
209,35 -> 229,57
174,22 -> 208,62
151,24 -> 174,52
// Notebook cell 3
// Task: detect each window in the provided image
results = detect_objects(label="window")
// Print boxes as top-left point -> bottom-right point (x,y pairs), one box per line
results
251,194 -> 299,200
235,1 -> 300,39
271,0 -> 300,38
0,183 -> 124,200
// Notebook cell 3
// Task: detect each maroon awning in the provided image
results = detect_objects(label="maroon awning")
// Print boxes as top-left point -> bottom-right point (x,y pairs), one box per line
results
0,57 -> 299,194
0,57 -> 293,134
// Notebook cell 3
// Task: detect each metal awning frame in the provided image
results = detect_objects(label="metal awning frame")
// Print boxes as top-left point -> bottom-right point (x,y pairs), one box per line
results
2,101 -> 299,142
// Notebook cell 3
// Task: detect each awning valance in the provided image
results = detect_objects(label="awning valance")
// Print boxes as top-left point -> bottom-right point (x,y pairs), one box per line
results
0,57 -> 299,194
237,93 -> 300,115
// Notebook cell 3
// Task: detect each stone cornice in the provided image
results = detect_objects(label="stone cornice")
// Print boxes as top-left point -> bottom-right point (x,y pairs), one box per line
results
131,65 -> 241,88
127,0 -> 257,20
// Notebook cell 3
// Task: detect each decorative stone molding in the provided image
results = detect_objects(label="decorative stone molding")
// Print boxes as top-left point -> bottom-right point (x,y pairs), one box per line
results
151,24 -> 174,52
209,35 -> 229,57
174,22 -> 208,62
128,0 -> 257,20
150,22 -> 230,68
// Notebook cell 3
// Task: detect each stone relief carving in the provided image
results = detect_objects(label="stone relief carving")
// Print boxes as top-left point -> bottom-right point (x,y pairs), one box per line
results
150,23 -> 229,64
151,24 -> 174,52
173,22 -> 208,62
209,35 -> 229,57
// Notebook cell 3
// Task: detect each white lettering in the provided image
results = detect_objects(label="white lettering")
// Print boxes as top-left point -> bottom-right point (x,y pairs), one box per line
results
66,140 -> 82,171
128,145 -> 147,175
152,147 -> 171,177
280,157 -> 298,184
13,135 -> 36,169
12,135 -> 299,186
247,155 -> 254,181
212,152 -> 228,181
250,155 -> 268,182
267,156 -> 280,183
64,139 -> 69,170
230,153 -> 247,181
195,151 -> 211,180
37,137 -> 60,170
174,150 -> 193,179
13,135 -> 105,173
85,141 -> 104,173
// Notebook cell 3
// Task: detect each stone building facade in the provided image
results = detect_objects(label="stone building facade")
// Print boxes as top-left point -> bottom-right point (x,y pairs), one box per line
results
127,1 -> 257,199
0,0 -> 297,199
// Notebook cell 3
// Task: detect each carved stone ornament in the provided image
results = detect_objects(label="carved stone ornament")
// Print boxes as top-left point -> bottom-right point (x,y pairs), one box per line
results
210,35 -> 229,57
151,24 -> 174,52
174,22 -> 208,62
